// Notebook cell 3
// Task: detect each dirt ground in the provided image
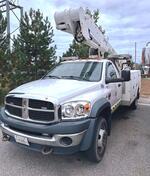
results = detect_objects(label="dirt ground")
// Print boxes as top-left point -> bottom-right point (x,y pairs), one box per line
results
141,78 -> 150,98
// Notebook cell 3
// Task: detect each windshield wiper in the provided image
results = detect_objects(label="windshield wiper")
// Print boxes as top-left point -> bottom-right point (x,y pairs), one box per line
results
61,76 -> 91,81
61,75 -> 81,80
45,75 -> 61,79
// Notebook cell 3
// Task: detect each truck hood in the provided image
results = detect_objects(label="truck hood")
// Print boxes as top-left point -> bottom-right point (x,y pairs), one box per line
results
10,79 -> 99,103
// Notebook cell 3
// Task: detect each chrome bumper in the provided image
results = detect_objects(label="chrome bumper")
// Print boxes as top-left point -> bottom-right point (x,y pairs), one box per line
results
1,123 -> 86,147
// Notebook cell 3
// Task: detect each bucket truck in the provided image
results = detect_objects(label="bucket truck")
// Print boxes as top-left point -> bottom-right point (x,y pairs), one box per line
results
0,7 -> 141,163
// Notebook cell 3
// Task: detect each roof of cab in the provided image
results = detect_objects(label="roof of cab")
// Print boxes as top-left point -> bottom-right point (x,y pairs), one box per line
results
61,59 -> 109,63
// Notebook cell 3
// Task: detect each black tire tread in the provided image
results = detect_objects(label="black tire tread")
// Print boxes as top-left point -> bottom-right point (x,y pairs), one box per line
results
86,117 -> 108,163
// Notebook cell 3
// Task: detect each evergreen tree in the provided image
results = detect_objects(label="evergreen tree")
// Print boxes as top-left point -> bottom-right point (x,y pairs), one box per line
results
63,9 -> 100,58
0,11 -> 9,104
63,40 -> 89,58
13,8 -> 56,81
0,11 -> 7,49
86,8 -> 100,24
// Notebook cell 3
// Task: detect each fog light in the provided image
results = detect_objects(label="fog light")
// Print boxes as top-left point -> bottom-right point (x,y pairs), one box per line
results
60,137 -> 72,146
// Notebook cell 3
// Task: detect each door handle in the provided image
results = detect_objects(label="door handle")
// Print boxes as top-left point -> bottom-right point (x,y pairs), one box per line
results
118,84 -> 121,87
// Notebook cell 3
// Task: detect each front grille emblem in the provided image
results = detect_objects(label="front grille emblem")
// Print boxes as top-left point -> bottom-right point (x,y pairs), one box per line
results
22,98 -> 28,119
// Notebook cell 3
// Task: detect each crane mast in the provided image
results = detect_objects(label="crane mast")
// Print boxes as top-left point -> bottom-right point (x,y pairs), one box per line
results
54,7 -> 116,58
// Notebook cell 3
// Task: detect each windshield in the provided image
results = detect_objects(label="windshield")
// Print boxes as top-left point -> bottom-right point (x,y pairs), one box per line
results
44,61 -> 103,82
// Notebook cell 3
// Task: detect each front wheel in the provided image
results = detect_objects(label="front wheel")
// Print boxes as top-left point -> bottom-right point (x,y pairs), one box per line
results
86,117 -> 108,163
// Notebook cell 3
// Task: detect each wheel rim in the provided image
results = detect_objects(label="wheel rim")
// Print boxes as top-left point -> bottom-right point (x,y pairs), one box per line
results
97,122 -> 107,155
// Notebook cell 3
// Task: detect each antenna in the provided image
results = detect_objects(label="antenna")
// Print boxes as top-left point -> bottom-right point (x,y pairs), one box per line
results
0,0 -> 23,51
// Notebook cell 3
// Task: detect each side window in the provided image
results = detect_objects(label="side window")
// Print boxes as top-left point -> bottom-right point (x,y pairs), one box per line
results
106,62 -> 118,80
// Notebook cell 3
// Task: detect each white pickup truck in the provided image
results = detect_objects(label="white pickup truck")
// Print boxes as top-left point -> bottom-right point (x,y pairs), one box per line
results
0,57 -> 141,162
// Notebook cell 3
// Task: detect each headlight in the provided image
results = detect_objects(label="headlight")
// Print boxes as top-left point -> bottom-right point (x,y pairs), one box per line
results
62,101 -> 91,119
64,105 -> 75,117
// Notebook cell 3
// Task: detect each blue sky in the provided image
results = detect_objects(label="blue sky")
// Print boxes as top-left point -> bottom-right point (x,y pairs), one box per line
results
8,0 -> 150,63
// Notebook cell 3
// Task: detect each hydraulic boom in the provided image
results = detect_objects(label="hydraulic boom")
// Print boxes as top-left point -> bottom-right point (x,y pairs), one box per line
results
54,7 -> 116,58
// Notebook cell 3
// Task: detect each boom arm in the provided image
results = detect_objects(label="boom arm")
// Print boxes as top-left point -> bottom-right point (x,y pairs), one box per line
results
54,7 -> 116,58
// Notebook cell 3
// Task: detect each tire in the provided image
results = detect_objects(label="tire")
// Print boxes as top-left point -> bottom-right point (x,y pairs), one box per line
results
130,98 -> 138,110
86,117 -> 108,163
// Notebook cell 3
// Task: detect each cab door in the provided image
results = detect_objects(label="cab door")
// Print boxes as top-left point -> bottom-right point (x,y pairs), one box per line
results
105,62 -> 122,107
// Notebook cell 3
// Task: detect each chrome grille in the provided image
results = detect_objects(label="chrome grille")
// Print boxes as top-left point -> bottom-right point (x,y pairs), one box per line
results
29,110 -> 54,121
5,96 -> 55,123
6,96 -> 22,106
5,105 -> 22,117
29,99 -> 54,109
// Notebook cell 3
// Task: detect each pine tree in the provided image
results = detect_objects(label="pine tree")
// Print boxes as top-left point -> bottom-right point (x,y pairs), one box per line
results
0,11 -> 9,104
63,9 -> 100,58
63,40 -> 89,58
0,11 -> 7,49
13,8 -> 56,81
86,8 -> 100,24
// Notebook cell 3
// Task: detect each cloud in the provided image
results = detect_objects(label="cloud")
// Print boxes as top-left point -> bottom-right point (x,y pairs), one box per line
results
8,0 -> 150,63
51,0 -> 150,62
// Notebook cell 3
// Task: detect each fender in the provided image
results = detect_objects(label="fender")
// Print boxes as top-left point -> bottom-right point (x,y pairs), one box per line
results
90,98 -> 111,134
90,98 -> 111,118
80,98 -> 112,151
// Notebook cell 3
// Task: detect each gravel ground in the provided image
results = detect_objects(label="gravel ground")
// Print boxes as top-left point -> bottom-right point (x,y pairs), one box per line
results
0,105 -> 150,176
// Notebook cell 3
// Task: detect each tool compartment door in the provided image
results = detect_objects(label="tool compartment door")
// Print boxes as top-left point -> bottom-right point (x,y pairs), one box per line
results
121,70 -> 141,106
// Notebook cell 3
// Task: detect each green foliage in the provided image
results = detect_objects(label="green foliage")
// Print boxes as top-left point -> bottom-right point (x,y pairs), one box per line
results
63,9 -> 100,58
86,8 -> 100,24
63,40 -> 89,58
0,11 -> 7,50
0,11 -> 10,104
0,9 -> 57,105
13,8 -> 56,81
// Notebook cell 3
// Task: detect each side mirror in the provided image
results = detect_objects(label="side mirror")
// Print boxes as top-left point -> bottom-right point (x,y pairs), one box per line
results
105,78 -> 124,84
121,70 -> 131,82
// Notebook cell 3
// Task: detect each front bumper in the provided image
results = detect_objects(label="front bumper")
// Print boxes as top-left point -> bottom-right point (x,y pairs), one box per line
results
1,123 -> 86,147
0,108 -> 96,154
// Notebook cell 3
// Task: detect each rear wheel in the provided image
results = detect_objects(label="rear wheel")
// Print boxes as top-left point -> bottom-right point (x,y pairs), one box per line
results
130,89 -> 139,110
86,117 -> 108,163
130,98 -> 138,110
